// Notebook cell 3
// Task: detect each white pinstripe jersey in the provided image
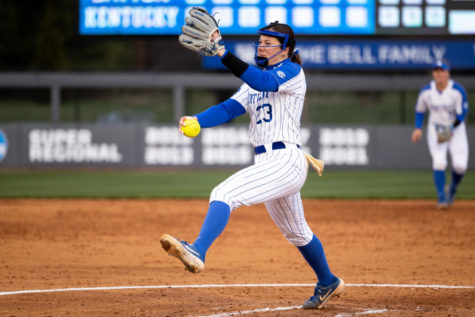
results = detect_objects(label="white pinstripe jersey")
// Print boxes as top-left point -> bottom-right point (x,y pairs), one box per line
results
415,79 -> 468,126
230,59 -> 306,147
209,59 -> 313,246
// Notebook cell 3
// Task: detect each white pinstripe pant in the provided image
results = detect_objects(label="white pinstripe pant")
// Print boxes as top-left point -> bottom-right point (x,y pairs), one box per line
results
210,145 -> 314,247
427,122 -> 469,174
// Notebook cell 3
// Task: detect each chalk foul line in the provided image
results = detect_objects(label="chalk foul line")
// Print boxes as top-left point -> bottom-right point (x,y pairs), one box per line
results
194,305 -> 302,317
196,307 -> 393,317
334,309 -> 390,317
0,282 -> 474,297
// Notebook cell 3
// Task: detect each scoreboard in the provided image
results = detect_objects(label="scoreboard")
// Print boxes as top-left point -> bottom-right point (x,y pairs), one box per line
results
79,0 -> 475,35
377,0 -> 475,34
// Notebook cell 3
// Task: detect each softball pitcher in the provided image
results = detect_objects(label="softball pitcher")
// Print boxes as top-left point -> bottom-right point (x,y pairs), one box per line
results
411,60 -> 469,209
160,8 -> 344,310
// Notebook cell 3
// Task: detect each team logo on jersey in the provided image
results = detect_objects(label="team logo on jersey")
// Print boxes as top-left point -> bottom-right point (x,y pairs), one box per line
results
277,71 -> 286,78
249,91 -> 269,104
0,129 -> 8,162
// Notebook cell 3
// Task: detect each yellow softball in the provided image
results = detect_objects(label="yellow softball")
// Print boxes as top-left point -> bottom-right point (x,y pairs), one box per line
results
181,118 -> 201,138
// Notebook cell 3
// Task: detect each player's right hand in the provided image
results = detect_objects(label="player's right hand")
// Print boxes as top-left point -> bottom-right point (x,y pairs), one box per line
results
179,116 -> 197,135
411,129 -> 422,143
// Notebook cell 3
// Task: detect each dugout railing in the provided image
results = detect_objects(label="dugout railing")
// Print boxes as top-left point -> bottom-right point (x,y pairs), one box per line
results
1,73 -> 475,123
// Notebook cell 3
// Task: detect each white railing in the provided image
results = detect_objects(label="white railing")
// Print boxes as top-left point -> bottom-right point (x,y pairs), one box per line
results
1,72 -> 474,122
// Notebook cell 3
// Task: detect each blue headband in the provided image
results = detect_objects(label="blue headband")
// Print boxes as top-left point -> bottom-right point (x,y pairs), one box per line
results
257,29 -> 289,48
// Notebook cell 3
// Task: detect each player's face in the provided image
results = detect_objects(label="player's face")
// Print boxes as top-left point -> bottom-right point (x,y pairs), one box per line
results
257,34 -> 287,65
432,68 -> 449,86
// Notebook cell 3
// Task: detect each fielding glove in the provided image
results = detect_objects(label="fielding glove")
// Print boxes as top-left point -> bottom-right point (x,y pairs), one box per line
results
179,7 -> 224,57
435,124 -> 452,143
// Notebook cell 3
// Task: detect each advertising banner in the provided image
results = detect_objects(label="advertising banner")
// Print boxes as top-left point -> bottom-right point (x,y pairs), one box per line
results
17,124 -> 138,167
202,40 -> 475,70
1,123 -> 474,169
0,125 -> 20,167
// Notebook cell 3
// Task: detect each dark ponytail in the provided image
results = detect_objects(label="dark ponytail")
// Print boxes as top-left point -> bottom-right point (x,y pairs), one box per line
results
291,50 -> 301,65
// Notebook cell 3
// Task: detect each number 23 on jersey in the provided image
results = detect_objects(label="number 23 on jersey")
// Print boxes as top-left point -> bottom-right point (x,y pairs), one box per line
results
256,103 -> 273,124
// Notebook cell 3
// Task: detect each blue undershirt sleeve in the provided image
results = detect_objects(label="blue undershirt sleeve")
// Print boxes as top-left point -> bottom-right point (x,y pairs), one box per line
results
453,82 -> 469,122
195,99 -> 246,128
240,66 -> 279,92
415,111 -> 425,129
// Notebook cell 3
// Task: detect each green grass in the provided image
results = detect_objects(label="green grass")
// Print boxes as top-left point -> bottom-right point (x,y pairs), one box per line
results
0,170 -> 473,199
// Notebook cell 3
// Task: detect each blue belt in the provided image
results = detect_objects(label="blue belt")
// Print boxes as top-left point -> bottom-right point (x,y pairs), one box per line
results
254,142 -> 300,155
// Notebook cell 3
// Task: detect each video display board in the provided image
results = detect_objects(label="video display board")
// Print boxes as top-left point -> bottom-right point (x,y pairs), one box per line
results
79,0 -> 475,35
377,0 -> 475,34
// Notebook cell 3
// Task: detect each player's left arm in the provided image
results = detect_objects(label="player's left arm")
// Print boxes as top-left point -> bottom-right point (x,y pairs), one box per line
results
209,28 -> 280,91
219,51 -> 279,91
453,82 -> 469,128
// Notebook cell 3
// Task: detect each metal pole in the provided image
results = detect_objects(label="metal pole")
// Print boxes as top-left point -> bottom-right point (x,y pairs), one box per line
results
173,86 -> 185,122
50,84 -> 61,122
74,89 -> 81,123
399,91 -> 406,124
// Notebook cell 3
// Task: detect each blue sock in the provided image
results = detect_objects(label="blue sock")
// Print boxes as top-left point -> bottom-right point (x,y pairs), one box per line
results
450,171 -> 464,195
298,235 -> 336,287
433,170 -> 446,202
193,201 -> 230,257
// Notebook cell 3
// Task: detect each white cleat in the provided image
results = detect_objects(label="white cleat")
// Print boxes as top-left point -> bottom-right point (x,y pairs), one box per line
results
160,234 -> 205,273
437,202 -> 448,210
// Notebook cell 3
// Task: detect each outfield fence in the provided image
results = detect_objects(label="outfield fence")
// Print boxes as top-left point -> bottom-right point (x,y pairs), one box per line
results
1,123 -> 474,170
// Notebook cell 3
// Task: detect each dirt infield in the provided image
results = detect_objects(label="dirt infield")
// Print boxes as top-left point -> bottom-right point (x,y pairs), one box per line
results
0,199 -> 474,316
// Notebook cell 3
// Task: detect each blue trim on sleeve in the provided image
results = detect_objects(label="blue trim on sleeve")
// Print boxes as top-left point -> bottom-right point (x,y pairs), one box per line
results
240,66 -> 279,92
239,59 -> 301,92
419,83 -> 431,94
195,99 -> 246,128
269,60 -> 301,86
453,81 -> 469,122
415,112 -> 425,129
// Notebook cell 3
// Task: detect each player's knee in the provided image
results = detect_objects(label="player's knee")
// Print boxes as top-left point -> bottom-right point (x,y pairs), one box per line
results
283,231 -> 313,247
210,186 -> 226,205
210,186 -> 220,200
453,164 -> 467,175
432,161 -> 447,171
210,186 -> 238,211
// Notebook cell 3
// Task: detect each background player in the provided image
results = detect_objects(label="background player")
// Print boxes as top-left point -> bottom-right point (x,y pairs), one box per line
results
411,60 -> 469,209
161,13 -> 344,310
